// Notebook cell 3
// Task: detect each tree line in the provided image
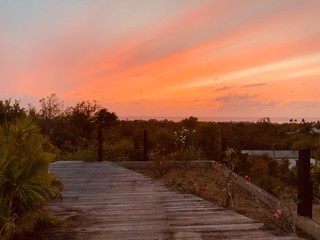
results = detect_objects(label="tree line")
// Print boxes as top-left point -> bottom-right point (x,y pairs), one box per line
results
1,94 -> 320,163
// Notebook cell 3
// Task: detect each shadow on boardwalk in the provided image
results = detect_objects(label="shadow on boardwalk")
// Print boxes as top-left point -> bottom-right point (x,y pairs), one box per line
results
24,161 -> 302,240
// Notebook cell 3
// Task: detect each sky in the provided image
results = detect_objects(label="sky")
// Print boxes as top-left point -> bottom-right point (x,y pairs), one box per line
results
1,0 -> 320,120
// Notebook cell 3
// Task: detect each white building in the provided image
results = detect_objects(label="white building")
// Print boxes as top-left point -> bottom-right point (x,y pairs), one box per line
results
241,150 -> 315,167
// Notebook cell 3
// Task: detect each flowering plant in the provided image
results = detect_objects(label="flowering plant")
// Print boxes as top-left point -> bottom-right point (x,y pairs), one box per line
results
274,209 -> 283,219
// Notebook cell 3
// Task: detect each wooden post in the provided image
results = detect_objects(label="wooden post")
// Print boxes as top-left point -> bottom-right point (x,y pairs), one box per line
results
98,128 -> 103,162
297,149 -> 312,218
143,130 -> 148,161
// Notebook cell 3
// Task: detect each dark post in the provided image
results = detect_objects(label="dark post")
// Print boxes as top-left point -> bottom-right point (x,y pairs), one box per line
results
143,130 -> 148,161
297,149 -> 312,218
98,128 -> 103,162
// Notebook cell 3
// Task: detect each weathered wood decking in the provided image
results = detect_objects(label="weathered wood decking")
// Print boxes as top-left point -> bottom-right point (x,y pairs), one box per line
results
29,161 -> 302,239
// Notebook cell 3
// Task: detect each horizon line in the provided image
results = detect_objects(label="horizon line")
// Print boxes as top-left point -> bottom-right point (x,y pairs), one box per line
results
118,116 -> 320,123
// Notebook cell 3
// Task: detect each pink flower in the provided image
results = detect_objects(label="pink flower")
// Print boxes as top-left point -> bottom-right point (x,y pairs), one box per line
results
274,209 -> 282,219
199,184 -> 207,193
244,175 -> 252,181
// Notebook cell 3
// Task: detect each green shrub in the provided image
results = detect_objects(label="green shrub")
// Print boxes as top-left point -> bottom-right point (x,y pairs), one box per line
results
104,139 -> 135,161
173,145 -> 202,162
149,146 -> 175,177
62,138 -> 137,162
312,166 -> 320,195
247,154 -> 270,178
255,175 -> 286,196
154,129 -> 176,155
0,118 -> 63,239
63,143 -> 98,162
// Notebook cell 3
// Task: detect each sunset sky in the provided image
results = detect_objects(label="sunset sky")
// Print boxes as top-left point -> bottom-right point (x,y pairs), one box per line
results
1,0 -> 320,121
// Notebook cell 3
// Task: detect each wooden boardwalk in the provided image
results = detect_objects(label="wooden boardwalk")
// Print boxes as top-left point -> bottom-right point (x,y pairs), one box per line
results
28,161 -> 302,239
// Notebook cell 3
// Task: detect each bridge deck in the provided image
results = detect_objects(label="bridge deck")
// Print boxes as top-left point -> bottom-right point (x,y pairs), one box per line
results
29,161 -> 301,239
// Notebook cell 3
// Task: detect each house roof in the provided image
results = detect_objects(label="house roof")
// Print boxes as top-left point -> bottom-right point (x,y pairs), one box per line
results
241,150 -> 299,159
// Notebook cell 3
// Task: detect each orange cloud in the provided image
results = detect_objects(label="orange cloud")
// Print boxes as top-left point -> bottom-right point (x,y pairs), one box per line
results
2,0 -> 320,118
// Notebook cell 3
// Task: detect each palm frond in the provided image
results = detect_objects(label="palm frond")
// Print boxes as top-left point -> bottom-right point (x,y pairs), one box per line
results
0,118 -> 63,238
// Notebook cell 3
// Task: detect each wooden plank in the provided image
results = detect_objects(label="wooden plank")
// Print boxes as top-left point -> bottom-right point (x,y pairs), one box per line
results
25,161 -> 302,239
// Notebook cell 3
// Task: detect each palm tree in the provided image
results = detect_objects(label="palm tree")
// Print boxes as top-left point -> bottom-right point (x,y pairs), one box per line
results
0,118 -> 63,239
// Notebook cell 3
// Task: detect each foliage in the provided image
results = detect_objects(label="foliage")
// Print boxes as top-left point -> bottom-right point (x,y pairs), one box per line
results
221,149 -> 249,174
244,154 -> 296,196
93,108 -> 118,129
173,145 -> 202,162
0,118 -> 63,239
39,94 -> 63,120
62,142 -> 98,162
104,139 -> 135,162
175,124 -> 198,150
197,122 -> 222,161
64,100 -> 101,143
4,95 -> 320,236
153,129 -> 176,155
173,117 -> 203,161
37,94 -> 64,139
255,197 -> 296,233
247,154 -> 270,177
94,108 -> 119,161
180,116 -> 198,129
0,99 -> 26,125
35,98 -> 100,154
212,161 -> 238,208
210,152 -> 297,233
312,166 -> 320,196
3,95 -> 320,172
149,145 -> 175,177
255,176 -> 287,196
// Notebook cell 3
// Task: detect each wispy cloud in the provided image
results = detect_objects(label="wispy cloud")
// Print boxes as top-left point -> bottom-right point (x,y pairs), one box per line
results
1,0 -> 320,118
286,101 -> 320,108
211,93 -> 280,117
215,86 -> 232,91
243,83 -> 267,88
214,93 -> 260,103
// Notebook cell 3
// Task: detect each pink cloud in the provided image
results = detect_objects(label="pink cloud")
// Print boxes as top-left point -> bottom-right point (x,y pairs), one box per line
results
2,0 -> 320,118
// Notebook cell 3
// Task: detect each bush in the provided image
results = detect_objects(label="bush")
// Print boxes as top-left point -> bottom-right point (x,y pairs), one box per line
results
173,145 -> 202,162
247,154 -> 270,178
149,146 -> 175,177
312,166 -> 320,195
255,175 -> 286,196
0,118 -> 63,239
63,143 -> 98,162
104,139 -> 135,161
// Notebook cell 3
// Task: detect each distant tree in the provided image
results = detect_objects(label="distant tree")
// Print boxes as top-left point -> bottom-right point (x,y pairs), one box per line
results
65,100 -> 101,142
181,116 -> 198,129
27,103 -> 37,121
0,99 -> 26,124
93,108 -> 118,161
154,128 -> 176,155
291,135 -> 314,150
94,108 -> 118,129
67,100 -> 100,119
258,117 -> 270,123
198,122 -> 222,161
39,94 -> 63,120
38,94 -> 64,137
